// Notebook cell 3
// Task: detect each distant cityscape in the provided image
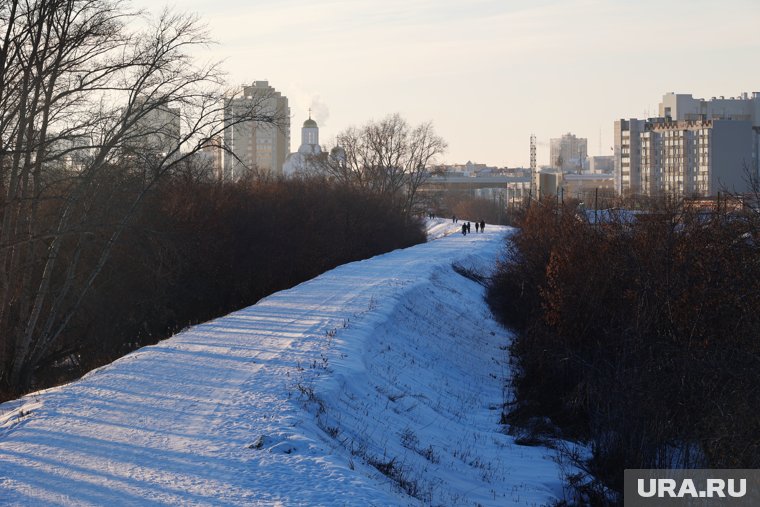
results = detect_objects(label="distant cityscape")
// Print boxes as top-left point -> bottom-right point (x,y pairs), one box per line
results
85,81 -> 759,204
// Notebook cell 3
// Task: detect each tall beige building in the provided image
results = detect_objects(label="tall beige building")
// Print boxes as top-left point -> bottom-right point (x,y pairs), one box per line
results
223,81 -> 290,180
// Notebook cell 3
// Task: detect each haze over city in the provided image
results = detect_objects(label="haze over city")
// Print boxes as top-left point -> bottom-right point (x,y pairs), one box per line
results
134,0 -> 760,167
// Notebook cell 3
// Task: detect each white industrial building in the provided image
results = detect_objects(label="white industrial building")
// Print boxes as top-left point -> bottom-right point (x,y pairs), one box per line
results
615,92 -> 760,196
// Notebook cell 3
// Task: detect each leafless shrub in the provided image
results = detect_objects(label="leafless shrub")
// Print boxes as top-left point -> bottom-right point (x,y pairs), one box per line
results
489,194 -> 760,500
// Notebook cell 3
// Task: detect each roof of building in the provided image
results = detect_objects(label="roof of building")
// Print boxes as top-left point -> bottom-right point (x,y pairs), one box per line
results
303,118 -> 318,128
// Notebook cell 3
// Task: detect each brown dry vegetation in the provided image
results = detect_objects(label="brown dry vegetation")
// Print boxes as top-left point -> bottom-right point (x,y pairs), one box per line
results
488,197 -> 760,503
1,175 -> 425,401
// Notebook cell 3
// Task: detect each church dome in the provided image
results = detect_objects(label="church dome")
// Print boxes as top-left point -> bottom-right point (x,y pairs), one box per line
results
303,118 -> 318,128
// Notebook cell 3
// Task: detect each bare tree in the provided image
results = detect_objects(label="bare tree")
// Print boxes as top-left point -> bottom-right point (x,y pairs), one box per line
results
0,0 -> 285,392
404,120 -> 448,216
325,113 -> 446,217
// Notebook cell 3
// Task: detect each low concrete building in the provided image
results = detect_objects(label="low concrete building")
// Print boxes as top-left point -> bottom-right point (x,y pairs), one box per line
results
539,169 -> 562,196
562,173 -> 615,201
587,155 -> 614,174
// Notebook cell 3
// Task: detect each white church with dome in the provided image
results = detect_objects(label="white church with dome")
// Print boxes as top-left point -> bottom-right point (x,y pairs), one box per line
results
282,112 -> 328,177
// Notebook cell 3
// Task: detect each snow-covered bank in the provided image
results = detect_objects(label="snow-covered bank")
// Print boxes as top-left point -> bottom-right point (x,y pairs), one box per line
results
0,222 -> 564,506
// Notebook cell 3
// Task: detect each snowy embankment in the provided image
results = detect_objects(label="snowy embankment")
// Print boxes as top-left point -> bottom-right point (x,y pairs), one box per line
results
0,219 -> 564,506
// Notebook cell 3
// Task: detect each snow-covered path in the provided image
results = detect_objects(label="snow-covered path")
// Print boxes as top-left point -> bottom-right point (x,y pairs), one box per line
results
0,220 -> 564,506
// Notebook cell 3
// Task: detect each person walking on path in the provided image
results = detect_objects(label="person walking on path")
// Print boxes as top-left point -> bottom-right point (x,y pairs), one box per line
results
461,223 -> 467,235
480,220 -> 485,232
452,215 -> 457,223
466,222 -> 471,233
475,221 -> 480,233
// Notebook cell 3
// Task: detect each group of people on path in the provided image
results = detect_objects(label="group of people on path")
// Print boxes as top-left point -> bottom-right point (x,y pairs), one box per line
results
460,219 -> 486,236
448,214 -> 486,236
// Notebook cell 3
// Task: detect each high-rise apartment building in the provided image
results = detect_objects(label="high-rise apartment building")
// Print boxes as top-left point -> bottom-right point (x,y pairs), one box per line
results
549,133 -> 587,172
127,99 -> 181,157
615,92 -> 760,196
614,118 -> 645,193
640,119 -> 753,196
223,81 -> 290,180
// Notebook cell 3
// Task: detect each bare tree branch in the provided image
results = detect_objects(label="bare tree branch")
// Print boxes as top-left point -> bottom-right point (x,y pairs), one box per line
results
324,114 -> 446,218
0,0 -> 284,391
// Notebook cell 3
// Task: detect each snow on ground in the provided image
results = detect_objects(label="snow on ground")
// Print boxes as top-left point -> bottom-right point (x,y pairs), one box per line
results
425,217 -> 462,240
0,220 -> 564,506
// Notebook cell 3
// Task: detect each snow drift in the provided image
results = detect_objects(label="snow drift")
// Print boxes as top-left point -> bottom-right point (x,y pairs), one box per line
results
0,219 -> 564,506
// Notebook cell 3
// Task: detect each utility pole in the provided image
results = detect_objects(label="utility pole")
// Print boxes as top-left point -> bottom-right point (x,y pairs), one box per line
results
595,187 -> 599,227
530,134 -> 537,196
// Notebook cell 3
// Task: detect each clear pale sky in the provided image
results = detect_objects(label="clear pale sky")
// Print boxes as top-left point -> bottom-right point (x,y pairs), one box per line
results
137,0 -> 760,167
